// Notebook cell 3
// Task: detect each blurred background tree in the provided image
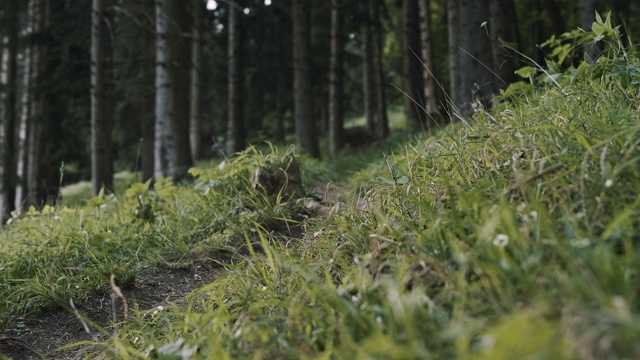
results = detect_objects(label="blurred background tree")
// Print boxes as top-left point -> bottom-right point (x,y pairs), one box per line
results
0,0 -> 638,216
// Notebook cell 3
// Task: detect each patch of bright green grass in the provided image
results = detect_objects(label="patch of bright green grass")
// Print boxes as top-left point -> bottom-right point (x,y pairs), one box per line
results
60,171 -> 138,206
345,106 -> 407,129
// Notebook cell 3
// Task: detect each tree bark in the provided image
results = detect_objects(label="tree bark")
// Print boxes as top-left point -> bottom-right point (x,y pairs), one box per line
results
371,0 -> 389,139
449,0 -> 494,117
15,0 -> 40,211
140,0 -> 155,182
362,1 -> 376,137
227,0 -> 245,154
580,0 -> 598,62
293,0 -> 320,158
403,0 -> 424,130
527,0 -> 545,65
24,0 -> 48,208
418,0 -> 438,129
489,0 -> 519,89
91,0 -> 115,195
274,66 -> 285,144
328,0 -> 344,156
166,0 -> 193,174
447,0 -> 461,118
543,0 -> 567,36
154,0 -> 177,180
0,2 -> 19,218
611,0 -> 630,43
189,0 -> 204,160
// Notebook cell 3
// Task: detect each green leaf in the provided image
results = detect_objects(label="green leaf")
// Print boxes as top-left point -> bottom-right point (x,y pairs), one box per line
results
378,176 -> 396,185
515,66 -> 537,80
87,187 -> 105,208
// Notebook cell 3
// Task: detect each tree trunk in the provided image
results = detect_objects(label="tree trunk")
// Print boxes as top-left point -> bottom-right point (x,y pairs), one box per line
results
449,0 -> 494,117
527,0 -> 545,66
611,0 -> 630,43
140,0 -> 155,182
418,0 -> 438,129
489,0 -> 519,89
636,1 -> 640,45
0,2 -> 19,218
15,0 -> 39,211
328,0 -> 344,156
543,0 -> 567,36
362,2 -> 376,137
371,0 -> 389,138
293,0 -> 320,158
189,0 -> 204,160
447,0 -> 461,119
91,0 -> 115,195
227,0 -> 245,154
403,0 -> 424,130
25,0 -> 47,208
154,0 -> 177,180
580,0 -> 598,62
167,0 -> 193,174
274,66 -> 285,143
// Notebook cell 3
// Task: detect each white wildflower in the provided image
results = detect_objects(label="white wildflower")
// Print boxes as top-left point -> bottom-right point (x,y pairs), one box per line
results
604,179 -> 614,188
492,234 -> 509,247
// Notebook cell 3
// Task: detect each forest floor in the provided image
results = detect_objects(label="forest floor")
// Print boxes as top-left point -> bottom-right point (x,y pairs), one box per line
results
0,182 -> 342,359
0,264 -> 221,359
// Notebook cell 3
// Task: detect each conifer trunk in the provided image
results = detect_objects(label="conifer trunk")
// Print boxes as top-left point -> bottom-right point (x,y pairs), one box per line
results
91,0 -> 115,195
447,0 -> 461,117
371,0 -> 389,138
227,0 -> 245,153
15,0 -> 38,211
293,0 -> 320,158
154,0 -> 177,180
403,0 -> 424,130
0,4 -> 19,217
362,2 -> 376,137
418,0 -> 438,128
448,0 -> 494,116
328,0 -> 344,156
166,0 -> 193,173
140,0 -> 155,182
189,0 -> 204,160
489,0 -> 519,89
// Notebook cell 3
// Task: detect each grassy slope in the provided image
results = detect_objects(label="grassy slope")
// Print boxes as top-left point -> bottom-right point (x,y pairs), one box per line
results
2,27 -> 640,359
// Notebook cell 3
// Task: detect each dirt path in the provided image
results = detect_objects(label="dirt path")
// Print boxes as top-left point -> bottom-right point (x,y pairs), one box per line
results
0,264 -> 220,359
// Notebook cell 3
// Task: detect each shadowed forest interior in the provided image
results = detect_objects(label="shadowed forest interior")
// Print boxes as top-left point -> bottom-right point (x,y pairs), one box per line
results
0,0 -> 638,215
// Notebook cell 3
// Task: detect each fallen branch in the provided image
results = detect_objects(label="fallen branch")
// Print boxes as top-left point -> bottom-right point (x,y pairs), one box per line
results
110,274 -> 129,323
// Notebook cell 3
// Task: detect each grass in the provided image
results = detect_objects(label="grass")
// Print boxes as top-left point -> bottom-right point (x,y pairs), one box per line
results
2,17 -> 640,358
60,171 -> 138,207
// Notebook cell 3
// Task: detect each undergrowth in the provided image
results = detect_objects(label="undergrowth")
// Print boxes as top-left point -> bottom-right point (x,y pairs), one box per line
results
1,13 -> 639,359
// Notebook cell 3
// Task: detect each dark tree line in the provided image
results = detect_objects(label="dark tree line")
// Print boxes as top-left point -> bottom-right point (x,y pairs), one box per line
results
1,0 -> 638,218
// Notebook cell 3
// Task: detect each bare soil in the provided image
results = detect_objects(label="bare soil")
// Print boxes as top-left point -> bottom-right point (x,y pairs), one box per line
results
0,263 -> 221,359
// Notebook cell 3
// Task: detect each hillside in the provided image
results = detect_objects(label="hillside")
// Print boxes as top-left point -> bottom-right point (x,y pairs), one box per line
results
2,20 -> 640,359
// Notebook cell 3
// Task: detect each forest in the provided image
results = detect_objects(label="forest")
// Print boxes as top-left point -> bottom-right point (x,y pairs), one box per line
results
1,0 -> 640,358
0,0 -> 637,218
